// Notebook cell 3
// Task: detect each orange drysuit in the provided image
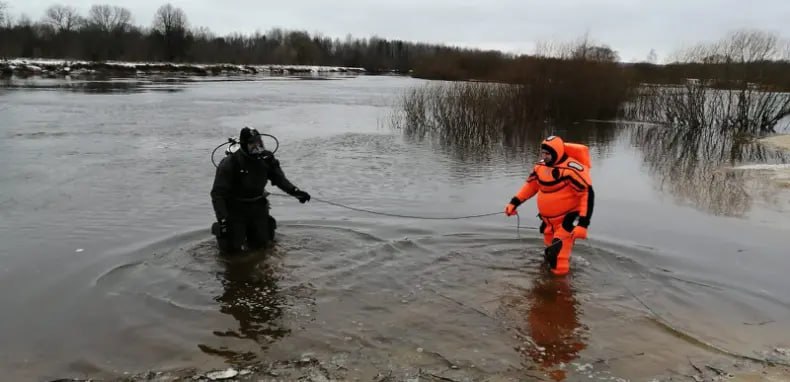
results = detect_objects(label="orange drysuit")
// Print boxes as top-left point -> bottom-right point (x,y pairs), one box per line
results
505,136 -> 594,276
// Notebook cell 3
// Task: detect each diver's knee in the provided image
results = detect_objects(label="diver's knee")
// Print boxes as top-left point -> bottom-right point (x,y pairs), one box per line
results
543,234 -> 553,247
544,238 -> 562,269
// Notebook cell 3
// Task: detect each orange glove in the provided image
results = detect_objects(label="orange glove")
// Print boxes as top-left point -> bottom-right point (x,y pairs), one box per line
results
571,226 -> 587,239
505,203 -> 518,216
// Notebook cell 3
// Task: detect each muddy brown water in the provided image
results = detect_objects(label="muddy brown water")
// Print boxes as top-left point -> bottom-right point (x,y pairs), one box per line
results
1,75 -> 789,381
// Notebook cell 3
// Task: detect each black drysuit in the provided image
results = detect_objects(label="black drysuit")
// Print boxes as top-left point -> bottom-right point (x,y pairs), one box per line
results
210,149 -> 301,253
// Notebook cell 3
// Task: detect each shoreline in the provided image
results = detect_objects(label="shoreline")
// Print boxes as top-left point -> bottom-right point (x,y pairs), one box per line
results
44,353 -> 790,382
0,58 -> 369,78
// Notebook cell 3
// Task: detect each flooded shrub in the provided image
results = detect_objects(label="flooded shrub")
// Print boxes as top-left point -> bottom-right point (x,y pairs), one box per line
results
394,35 -> 633,147
395,65 -> 629,146
394,81 -> 520,147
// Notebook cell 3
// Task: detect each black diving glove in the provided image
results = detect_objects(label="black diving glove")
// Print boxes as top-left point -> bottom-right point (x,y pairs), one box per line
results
212,218 -> 229,238
292,188 -> 311,204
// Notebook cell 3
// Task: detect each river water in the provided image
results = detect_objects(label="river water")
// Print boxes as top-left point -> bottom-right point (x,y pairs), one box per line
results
1,74 -> 789,381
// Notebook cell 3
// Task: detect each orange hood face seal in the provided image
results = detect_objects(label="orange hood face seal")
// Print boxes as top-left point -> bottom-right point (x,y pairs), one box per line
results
541,135 -> 565,165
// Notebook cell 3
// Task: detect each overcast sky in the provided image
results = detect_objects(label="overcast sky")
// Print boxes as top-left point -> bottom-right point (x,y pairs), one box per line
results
6,0 -> 790,62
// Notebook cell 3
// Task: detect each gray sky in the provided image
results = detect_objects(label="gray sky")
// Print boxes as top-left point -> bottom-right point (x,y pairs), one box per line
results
6,0 -> 790,62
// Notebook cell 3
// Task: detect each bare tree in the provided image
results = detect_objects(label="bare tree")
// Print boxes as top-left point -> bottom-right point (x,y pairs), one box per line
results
534,39 -> 577,59
671,42 -> 716,64
534,33 -> 618,62
719,29 -> 778,63
17,13 -> 32,27
43,4 -> 82,33
87,4 -> 132,32
0,1 -> 8,26
646,48 -> 658,64
191,26 -> 214,40
152,3 -> 187,35
673,29 -> 781,65
152,3 -> 189,61
781,39 -> 790,61
576,45 -> 618,62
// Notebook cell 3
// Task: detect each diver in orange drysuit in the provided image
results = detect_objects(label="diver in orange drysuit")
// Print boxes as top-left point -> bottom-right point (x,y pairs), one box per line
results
504,136 -> 594,276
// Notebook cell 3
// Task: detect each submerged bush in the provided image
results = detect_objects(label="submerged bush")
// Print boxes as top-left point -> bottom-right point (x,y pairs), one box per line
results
393,35 -> 631,147
394,62 -> 630,147
394,81 -> 546,149
624,82 -> 790,134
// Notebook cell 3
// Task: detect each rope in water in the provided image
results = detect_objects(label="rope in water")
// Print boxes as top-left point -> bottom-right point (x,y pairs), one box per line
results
306,196 -> 502,220
273,192 -> 788,367
268,192 -> 540,234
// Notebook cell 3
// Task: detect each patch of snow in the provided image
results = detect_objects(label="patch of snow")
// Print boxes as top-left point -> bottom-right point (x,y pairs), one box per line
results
205,368 -> 238,380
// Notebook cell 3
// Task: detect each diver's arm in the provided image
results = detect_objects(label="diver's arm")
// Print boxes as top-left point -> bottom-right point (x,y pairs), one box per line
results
577,185 -> 594,228
565,169 -> 593,228
511,171 -> 539,206
210,157 -> 234,221
505,170 -> 539,215
268,156 -> 311,203
266,155 -> 299,195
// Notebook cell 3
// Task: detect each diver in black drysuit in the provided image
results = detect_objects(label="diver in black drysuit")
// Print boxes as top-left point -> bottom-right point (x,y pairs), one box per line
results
210,127 -> 311,254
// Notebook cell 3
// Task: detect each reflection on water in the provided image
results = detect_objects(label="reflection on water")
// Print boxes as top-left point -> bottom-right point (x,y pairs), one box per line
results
0,77 -> 189,94
0,73 -> 357,94
630,123 -> 789,216
556,122 -> 620,161
401,119 -> 621,175
499,269 -> 587,382
523,276 -> 586,381
198,252 -> 289,364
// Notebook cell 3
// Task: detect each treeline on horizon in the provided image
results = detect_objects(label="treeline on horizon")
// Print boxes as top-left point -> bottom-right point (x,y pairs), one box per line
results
0,1 -> 508,73
2,1 -> 790,90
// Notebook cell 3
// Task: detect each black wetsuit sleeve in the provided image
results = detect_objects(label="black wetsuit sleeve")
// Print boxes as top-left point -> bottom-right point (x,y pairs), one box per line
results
267,156 -> 298,195
210,157 -> 234,221
578,186 -> 594,228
